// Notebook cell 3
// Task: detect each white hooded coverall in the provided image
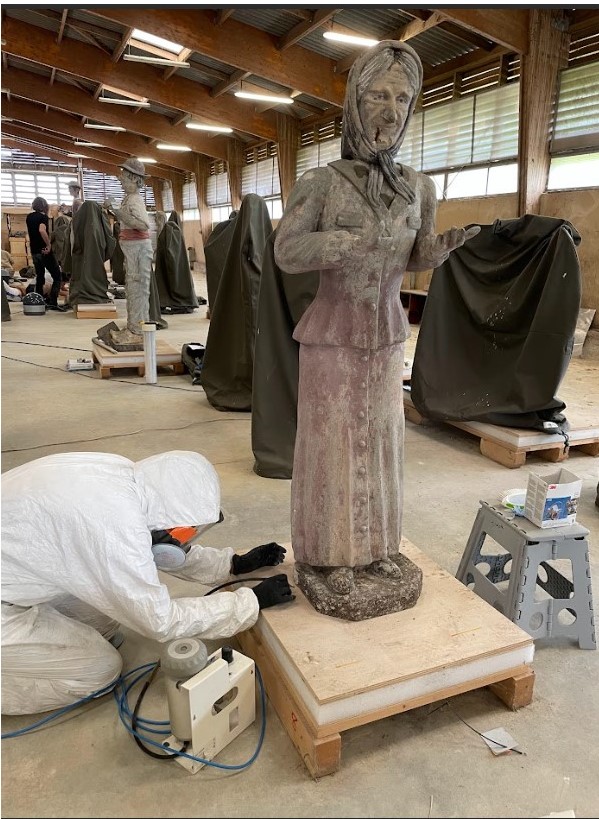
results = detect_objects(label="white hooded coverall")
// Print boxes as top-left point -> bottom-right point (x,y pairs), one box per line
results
1,451 -> 259,715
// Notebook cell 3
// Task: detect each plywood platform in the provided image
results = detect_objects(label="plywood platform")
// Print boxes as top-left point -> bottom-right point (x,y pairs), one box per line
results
403,390 -> 599,468
237,539 -> 535,778
91,341 -> 184,379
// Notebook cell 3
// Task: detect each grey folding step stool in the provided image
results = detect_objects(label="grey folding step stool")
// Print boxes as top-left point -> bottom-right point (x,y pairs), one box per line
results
456,501 -> 596,649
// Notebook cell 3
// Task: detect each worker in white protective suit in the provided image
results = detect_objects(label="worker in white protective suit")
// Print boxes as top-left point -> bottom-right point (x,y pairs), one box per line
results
1,450 -> 293,716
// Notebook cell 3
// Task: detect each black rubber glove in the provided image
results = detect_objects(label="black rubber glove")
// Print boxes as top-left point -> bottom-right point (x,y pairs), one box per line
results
252,574 -> 295,610
230,542 -> 286,576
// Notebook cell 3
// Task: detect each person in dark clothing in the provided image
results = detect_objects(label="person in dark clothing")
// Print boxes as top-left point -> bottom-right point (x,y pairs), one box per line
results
26,197 -> 66,312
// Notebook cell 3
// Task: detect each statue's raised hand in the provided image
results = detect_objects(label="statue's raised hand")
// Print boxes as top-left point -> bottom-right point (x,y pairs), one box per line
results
430,225 -> 480,267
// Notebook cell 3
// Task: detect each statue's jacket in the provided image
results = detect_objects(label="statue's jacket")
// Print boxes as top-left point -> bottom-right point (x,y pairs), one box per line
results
275,159 -> 436,351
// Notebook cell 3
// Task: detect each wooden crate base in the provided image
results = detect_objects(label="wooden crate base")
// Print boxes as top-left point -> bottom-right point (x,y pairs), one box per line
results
403,390 -> 599,468
237,539 -> 535,778
91,341 -> 184,379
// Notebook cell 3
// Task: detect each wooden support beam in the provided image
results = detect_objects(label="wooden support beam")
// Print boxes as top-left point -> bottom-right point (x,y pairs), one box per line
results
89,8 -> 347,106
278,9 -> 340,51
210,69 -> 251,99
2,126 -> 183,183
57,9 -> 68,45
226,138 -> 244,210
194,154 -> 213,246
388,10 -> 446,42
284,10 -> 312,22
3,16 -> 279,142
215,9 -> 235,26
3,96 -> 196,174
435,8 -> 529,54
571,9 -> 599,32
336,11 -> 446,74
170,112 -> 189,128
112,27 -> 133,63
518,9 -> 570,215
163,48 -> 193,81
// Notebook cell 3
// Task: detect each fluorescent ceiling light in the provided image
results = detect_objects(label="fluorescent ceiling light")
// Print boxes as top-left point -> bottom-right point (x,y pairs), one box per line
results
185,122 -> 233,133
131,29 -> 183,55
84,123 -> 126,132
73,141 -> 102,147
136,157 -> 158,164
234,90 -> 294,104
67,153 -> 87,158
99,97 -> 151,107
156,143 -> 192,152
123,54 -> 190,68
323,31 -> 379,47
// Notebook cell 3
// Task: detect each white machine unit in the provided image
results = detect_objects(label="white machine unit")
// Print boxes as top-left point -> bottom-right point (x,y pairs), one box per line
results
162,639 -> 256,774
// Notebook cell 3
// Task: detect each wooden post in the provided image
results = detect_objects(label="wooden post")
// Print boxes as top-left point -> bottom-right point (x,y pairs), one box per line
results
194,155 -> 213,247
276,112 -> 300,207
171,176 -> 184,215
226,138 -> 244,211
150,179 -> 163,212
518,9 -> 570,215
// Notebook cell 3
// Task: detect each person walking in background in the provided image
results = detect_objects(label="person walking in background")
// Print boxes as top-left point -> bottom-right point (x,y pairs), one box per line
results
25,197 -> 67,312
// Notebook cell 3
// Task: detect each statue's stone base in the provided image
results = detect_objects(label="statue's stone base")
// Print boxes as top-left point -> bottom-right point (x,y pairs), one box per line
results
96,321 -> 144,352
295,553 -> 423,621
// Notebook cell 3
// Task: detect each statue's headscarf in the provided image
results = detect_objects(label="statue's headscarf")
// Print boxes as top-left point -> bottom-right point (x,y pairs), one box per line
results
342,40 -> 423,207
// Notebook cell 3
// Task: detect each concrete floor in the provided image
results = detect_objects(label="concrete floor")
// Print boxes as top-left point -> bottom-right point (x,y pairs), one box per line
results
1,277 -> 598,819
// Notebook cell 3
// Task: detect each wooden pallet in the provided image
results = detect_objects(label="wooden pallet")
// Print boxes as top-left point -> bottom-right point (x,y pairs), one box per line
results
403,390 -> 599,468
401,358 -> 599,468
237,539 -> 535,779
91,341 -> 184,379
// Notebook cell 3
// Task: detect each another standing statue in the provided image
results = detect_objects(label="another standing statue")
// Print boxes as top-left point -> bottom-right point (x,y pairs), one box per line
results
274,41 -> 480,620
68,182 -> 83,217
104,158 -> 153,347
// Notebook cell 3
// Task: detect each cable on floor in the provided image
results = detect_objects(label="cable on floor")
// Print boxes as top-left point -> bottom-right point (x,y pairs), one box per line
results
1,416 -> 248,454
1,340 -> 92,352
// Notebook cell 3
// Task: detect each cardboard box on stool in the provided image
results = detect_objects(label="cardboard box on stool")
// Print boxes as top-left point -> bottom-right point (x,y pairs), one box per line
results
524,467 -> 582,528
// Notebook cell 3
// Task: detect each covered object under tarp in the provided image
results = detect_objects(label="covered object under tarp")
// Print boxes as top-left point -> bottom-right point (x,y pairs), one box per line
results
68,201 -> 115,305
203,211 -> 238,315
410,214 -> 581,431
154,211 -> 199,312
251,231 -> 319,479
200,194 -> 273,412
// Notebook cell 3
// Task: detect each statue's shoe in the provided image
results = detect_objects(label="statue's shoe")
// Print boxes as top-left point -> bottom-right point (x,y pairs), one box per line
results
323,566 -> 355,595
366,558 -> 403,579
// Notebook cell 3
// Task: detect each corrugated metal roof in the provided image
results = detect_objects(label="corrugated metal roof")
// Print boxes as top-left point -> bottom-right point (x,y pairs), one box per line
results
230,8 -> 296,38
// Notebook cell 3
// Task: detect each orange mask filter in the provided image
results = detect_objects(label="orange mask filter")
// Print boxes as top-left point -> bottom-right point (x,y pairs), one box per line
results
166,526 -> 197,545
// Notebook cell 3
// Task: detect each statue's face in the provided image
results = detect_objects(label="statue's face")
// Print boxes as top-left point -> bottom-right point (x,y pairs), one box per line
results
119,171 -> 140,194
358,63 -> 414,151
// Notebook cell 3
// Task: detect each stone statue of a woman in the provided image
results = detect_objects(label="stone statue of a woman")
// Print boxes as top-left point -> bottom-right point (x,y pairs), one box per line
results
274,41 -> 479,620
